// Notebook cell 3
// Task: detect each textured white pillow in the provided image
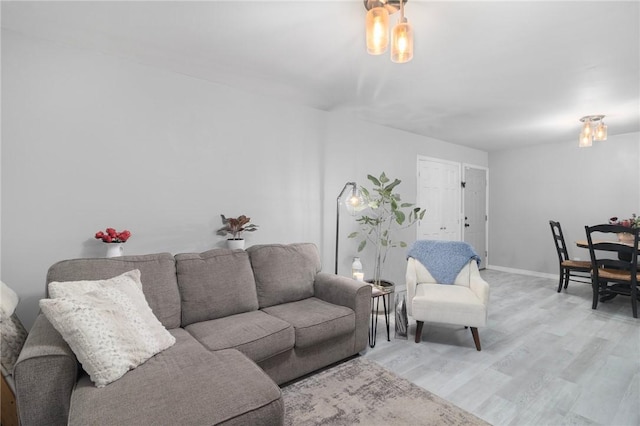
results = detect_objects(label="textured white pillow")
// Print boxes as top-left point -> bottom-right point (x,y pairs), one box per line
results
40,270 -> 175,387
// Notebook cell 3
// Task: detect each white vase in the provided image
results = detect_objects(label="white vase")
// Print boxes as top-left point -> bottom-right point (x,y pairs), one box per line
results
618,233 -> 634,243
227,239 -> 245,250
106,243 -> 124,258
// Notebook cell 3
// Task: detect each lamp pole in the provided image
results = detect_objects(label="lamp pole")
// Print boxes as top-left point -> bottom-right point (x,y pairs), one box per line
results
335,182 -> 358,274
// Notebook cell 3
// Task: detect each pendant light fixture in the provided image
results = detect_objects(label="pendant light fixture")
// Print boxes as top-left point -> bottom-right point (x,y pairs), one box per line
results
366,2 -> 389,55
364,0 -> 413,63
578,115 -> 607,147
391,0 -> 413,63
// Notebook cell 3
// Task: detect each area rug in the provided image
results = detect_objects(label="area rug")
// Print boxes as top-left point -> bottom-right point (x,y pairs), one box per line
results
282,357 -> 490,425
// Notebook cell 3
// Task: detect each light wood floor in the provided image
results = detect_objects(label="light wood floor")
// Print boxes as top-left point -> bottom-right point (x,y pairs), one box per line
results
363,269 -> 639,426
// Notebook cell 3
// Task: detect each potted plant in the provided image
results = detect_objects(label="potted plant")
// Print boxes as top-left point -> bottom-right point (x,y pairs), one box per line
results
95,227 -> 131,258
348,172 -> 425,290
217,214 -> 258,249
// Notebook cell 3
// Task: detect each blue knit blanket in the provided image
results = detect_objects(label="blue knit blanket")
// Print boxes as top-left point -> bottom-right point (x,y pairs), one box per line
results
407,240 -> 480,284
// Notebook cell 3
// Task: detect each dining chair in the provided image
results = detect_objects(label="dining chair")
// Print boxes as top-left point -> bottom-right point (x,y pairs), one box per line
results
584,224 -> 640,318
549,221 -> 591,293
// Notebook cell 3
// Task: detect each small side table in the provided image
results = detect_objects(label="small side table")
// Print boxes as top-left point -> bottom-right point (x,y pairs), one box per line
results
368,286 -> 392,348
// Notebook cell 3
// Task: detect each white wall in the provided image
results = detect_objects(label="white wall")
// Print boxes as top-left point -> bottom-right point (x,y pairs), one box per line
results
488,132 -> 640,275
1,30 -> 487,328
322,112 -> 488,290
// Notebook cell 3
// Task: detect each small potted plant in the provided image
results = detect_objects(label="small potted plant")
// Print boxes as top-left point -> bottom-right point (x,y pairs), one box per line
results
217,214 -> 258,249
95,227 -> 131,258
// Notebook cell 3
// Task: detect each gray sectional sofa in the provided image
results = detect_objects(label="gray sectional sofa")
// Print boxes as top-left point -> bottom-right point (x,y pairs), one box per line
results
14,243 -> 371,425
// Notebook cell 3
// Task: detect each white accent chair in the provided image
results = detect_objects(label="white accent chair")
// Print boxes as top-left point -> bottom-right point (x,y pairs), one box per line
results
405,258 -> 490,351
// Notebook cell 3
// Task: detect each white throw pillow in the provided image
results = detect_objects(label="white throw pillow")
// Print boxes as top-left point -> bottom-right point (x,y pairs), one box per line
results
40,270 -> 175,387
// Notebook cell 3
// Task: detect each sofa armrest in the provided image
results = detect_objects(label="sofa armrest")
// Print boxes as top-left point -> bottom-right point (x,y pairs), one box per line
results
14,313 -> 78,426
313,273 -> 371,353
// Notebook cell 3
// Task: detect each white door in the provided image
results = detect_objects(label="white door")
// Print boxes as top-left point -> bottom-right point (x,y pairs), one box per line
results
417,157 -> 461,241
463,166 -> 488,269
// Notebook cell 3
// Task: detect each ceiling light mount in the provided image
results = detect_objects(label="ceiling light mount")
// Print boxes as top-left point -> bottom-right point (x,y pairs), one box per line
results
364,0 -> 407,15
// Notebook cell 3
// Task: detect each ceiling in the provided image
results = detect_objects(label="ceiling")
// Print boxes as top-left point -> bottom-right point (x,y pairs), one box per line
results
2,1 -> 639,152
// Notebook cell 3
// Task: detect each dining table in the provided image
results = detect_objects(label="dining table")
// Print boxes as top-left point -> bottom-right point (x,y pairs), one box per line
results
575,239 -> 640,250
575,238 -> 640,261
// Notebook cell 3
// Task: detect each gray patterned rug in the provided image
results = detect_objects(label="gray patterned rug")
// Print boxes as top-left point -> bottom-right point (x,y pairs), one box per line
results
282,357 -> 490,425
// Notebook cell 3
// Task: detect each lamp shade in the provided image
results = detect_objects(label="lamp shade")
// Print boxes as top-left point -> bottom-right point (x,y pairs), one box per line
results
578,132 -> 592,148
366,7 -> 389,55
391,18 -> 413,63
594,121 -> 607,141
345,187 -> 365,215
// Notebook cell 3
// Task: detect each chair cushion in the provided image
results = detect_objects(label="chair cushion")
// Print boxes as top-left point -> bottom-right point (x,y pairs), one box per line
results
68,329 -> 283,426
561,260 -> 591,269
598,269 -> 640,281
247,243 -> 321,308
185,310 -> 294,363
412,283 -> 487,328
262,297 -> 355,349
175,249 -> 259,326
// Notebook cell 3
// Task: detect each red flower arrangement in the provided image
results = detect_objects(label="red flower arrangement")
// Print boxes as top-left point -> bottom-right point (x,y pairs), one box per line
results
95,228 -> 131,243
609,214 -> 639,229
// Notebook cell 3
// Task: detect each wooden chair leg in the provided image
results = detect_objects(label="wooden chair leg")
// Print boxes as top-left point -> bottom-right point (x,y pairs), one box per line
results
592,279 -> 599,310
557,268 -> 564,293
470,327 -> 481,351
415,321 -> 424,343
563,270 -> 570,289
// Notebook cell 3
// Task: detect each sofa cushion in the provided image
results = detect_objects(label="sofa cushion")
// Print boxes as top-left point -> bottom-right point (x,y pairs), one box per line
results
41,270 -> 176,387
46,253 -> 181,329
185,310 -> 294,363
68,329 -> 283,426
176,249 -> 259,326
262,297 -> 355,349
247,243 -> 321,308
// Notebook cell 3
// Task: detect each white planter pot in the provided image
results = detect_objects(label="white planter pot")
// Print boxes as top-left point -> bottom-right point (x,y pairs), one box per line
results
227,239 -> 245,250
106,243 -> 124,258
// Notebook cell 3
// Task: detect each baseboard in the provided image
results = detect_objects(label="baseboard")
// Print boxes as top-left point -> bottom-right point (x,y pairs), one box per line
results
486,265 -> 557,280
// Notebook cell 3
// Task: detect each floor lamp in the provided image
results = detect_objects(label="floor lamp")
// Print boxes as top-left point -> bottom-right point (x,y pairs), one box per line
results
335,182 -> 364,274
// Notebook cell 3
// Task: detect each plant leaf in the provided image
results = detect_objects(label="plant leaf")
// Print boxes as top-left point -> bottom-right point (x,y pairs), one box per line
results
379,172 -> 389,184
358,240 -> 367,252
347,232 -> 359,238
385,179 -> 401,192
367,175 -> 381,187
